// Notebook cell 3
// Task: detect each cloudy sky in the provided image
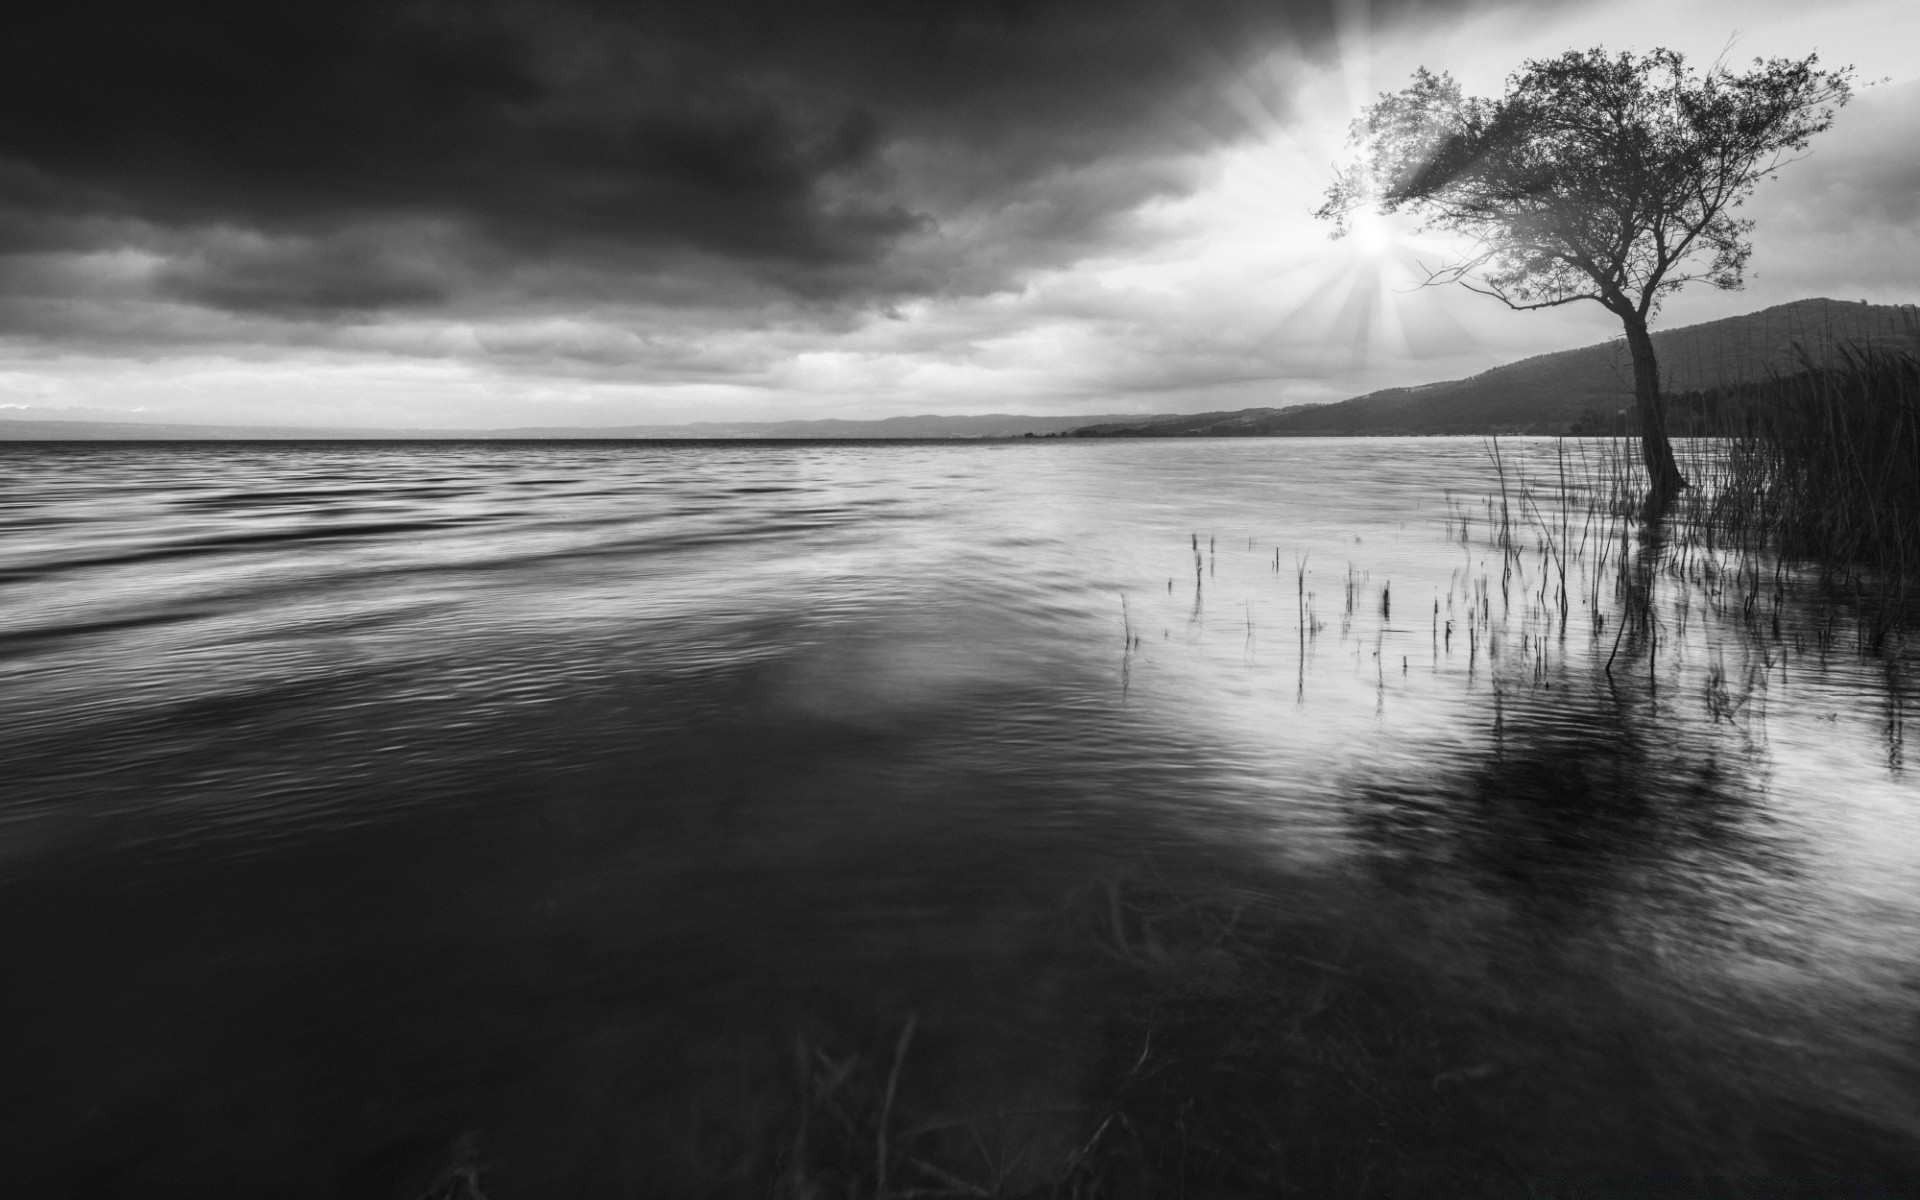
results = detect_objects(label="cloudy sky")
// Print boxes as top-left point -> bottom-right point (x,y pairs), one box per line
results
2,0 -> 1916,429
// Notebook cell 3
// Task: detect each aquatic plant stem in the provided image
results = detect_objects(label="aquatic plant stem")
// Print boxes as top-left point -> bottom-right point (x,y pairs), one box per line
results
875,1012 -> 919,1198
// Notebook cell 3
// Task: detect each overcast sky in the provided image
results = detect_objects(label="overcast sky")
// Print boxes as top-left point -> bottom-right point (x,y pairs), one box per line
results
2,0 -> 1915,429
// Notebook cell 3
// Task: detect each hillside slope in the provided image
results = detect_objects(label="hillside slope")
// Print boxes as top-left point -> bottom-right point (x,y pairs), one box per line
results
1073,298 -> 1917,438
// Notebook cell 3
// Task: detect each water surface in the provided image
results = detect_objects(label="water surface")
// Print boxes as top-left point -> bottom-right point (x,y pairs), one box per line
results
2,438 -> 1916,1196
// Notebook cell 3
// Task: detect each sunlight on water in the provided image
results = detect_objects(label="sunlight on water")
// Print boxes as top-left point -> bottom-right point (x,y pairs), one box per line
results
1,438 -> 1915,1195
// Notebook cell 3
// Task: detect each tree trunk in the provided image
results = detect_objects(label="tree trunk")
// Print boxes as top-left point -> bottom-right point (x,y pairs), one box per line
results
1620,313 -> 1686,497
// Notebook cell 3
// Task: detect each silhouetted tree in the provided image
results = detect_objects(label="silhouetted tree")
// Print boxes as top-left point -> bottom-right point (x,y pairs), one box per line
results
1318,48 -> 1852,498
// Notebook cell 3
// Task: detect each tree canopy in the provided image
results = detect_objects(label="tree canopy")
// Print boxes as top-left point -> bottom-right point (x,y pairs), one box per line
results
1317,48 -> 1854,495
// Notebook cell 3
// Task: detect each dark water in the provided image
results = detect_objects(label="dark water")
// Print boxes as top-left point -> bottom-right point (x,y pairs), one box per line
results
2,439 -> 1917,1197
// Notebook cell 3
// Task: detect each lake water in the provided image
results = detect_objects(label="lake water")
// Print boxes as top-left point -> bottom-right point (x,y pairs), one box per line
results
2,438 -> 1916,1197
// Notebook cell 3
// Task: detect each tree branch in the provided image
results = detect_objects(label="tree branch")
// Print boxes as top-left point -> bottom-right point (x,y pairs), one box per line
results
1458,280 -> 1606,311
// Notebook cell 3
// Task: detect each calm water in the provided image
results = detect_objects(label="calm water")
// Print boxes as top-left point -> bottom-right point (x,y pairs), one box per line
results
2,438 -> 1916,1197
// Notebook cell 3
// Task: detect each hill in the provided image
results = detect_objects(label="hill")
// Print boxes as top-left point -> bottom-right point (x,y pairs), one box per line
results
1070,298 -> 1918,438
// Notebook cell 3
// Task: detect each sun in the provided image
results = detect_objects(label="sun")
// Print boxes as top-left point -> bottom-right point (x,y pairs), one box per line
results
1347,208 -> 1394,257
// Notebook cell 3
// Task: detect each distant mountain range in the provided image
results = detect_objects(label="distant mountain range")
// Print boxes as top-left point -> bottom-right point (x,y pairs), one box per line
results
4,298 -> 1912,442
1067,298 -> 1917,438
0,411 -> 1171,442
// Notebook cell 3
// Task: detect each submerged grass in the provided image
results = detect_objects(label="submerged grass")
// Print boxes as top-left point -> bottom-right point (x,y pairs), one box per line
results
414,867 -> 1920,1198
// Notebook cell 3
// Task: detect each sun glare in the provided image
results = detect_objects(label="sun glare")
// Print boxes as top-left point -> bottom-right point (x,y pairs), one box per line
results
1348,208 -> 1394,257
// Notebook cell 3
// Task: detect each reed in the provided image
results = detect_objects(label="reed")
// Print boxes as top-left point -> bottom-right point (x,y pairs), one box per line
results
1689,343 -> 1920,644
1475,335 -> 1919,678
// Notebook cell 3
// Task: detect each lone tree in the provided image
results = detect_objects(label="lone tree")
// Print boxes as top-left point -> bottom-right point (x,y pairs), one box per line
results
1317,48 -> 1852,496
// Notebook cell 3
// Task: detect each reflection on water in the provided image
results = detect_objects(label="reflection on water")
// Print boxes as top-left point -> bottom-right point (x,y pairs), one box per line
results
1,439 -> 1915,1196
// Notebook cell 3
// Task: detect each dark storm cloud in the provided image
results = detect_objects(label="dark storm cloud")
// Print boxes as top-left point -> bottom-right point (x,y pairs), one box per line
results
0,0 -> 1501,327
153,227 -> 457,314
